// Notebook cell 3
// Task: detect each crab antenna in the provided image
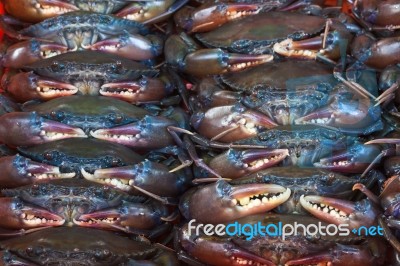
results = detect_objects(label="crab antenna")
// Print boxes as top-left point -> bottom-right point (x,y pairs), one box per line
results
211,125 -> 240,141
169,160 -> 192,173
352,183 -> 380,204
322,19 -> 332,49
192,177 -> 232,184
132,185 -> 176,205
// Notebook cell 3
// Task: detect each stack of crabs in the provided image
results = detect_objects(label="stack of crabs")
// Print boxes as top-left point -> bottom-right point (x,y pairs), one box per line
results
0,0 -> 400,265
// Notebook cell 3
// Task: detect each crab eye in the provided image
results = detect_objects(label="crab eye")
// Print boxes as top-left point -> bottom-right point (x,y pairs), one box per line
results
114,114 -> 123,124
110,158 -> 121,167
13,199 -> 23,210
94,249 -> 111,260
44,152 -> 53,161
321,130 -> 338,140
139,78 -> 148,87
50,111 -> 65,120
51,62 -> 65,72
108,113 -> 124,124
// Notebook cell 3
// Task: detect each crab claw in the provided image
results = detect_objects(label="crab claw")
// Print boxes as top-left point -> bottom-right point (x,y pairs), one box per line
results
74,200 -> 169,231
87,33 -> 162,61
191,104 -> 277,142
100,76 -> 173,104
208,149 -> 289,179
274,21 -> 353,60
3,0 -> 79,23
180,180 -> 291,223
0,197 -> 65,230
294,91 -> 378,133
3,72 -> 78,102
174,3 -> 262,33
300,195 -> 379,230
285,241 -> 383,266
0,112 -> 87,147
2,40 -> 68,68
165,34 -> 273,76
81,160 -> 189,197
181,48 -> 273,76
365,138 -> 400,145
178,224 -> 274,266
0,155 -> 75,188
313,143 -> 381,173
115,0 -> 186,24
90,115 -> 176,150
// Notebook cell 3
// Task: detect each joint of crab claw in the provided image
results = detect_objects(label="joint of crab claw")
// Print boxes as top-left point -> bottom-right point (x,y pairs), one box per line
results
183,48 -> 273,76
299,195 -> 378,230
0,112 -> 87,147
180,180 -> 291,223
208,149 -> 289,179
